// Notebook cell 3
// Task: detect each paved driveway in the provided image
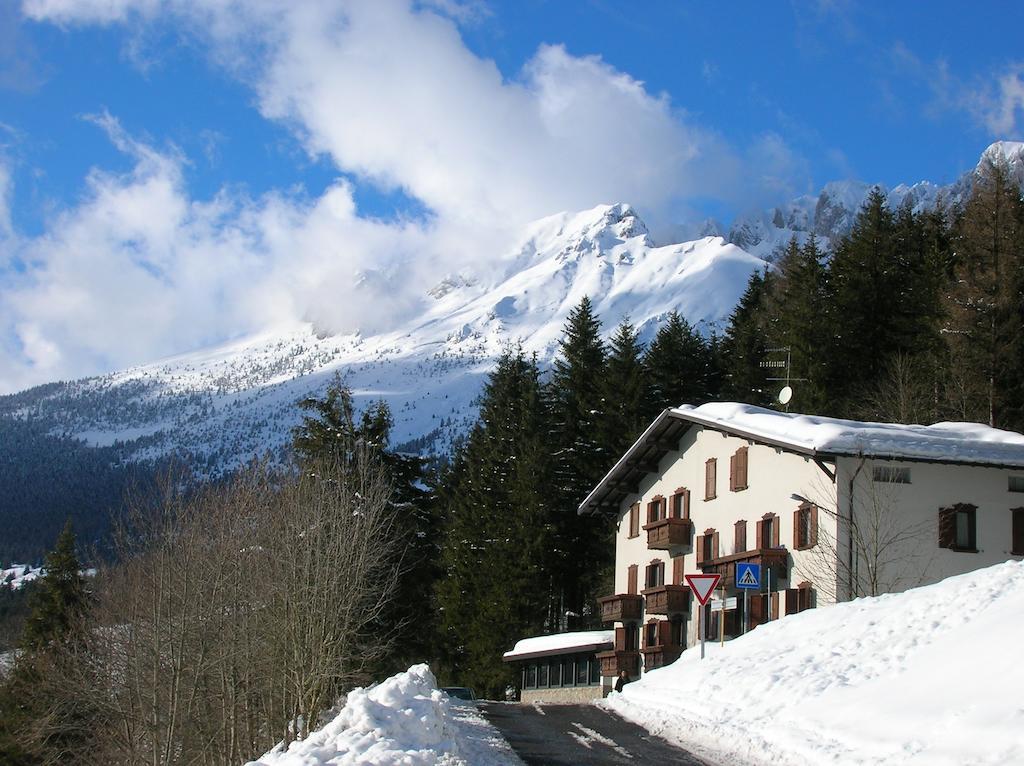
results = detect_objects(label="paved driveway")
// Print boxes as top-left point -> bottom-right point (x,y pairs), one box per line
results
478,701 -> 712,765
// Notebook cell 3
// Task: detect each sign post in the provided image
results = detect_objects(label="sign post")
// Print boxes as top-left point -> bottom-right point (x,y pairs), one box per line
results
685,573 -> 721,659
735,563 -> 761,636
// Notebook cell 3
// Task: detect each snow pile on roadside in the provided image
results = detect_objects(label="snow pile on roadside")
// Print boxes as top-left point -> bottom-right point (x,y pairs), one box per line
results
245,664 -> 522,766
607,560 -> 1024,766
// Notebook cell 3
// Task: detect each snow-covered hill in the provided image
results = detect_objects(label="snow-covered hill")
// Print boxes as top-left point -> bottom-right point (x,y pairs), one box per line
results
723,140 -> 1024,260
0,203 -> 763,472
608,560 -> 1024,766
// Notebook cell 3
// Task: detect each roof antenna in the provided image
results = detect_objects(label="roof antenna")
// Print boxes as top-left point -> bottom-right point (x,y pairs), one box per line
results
760,346 -> 805,412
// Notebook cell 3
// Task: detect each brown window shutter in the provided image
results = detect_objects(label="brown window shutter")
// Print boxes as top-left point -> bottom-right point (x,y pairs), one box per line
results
772,515 -> 780,548
738,447 -> 748,489
629,503 -> 639,538
615,626 -> 626,651
672,556 -> 684,585
810,505 -> 818,547
938,507 -> 955,548
658,619 -> 672,647
735,520 -> 746,553
705,458 -> 716,500
627,564 -> 638,595
683,489 -> 690,518
793,509 -> 801,548
1013,509 -> 1024,556
785,588 -> 798,615
729,452 -> 736,491
647,501 -> 655,524
695,534 -> 705,565
712,531 -> 720,560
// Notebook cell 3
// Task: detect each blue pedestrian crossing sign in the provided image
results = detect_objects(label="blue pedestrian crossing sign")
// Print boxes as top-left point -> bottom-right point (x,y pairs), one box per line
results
736,563 -> 761,589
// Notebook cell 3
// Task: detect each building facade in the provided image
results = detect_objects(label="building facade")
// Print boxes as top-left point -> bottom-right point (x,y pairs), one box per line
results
579,403 -> 1024,679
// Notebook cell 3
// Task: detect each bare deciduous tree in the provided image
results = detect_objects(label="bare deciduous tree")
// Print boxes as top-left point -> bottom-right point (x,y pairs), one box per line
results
795,461 -> 936,604
41,448 -> 402,765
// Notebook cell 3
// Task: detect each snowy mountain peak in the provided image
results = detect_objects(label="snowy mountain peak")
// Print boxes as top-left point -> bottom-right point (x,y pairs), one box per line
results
980,140 -> 1024,165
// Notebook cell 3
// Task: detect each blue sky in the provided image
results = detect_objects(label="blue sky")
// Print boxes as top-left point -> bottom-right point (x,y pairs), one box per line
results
0,0 -> 1022,391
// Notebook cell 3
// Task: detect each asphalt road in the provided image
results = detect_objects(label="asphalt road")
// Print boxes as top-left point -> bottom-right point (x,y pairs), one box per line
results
478,700 -> 712,766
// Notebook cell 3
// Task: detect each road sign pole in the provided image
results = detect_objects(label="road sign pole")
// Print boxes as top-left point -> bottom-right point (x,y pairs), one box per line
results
743,589 -> 748,635
700,605 -> 705,659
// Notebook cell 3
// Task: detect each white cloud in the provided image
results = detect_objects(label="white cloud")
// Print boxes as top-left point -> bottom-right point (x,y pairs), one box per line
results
891,43 -> 1024,140
6,0 -> 809,391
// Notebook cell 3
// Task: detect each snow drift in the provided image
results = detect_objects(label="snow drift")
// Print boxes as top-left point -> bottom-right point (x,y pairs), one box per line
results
244,664 -> 521,766
606,560 -> 1024,766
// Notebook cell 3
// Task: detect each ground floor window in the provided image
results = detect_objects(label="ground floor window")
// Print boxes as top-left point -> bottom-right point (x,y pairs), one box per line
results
939,504 -> 977,551
520,653 -> 603,690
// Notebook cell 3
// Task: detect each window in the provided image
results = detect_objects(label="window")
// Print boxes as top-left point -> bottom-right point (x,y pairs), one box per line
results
1009,476 -> 1024,493
939,504 -> 977,551
696,529 -> 718,563
538,663 -> 549,687
647,497 -> 666,524
729,446 -> 748,491
705,459 -> 717,500
758,513 -> 779,549
526,665 -> 537,688
669,618 -> 684,647
873,465 -> 911,484
644,620 -> 660,648
670,488 -> 690,519
628,503 -> 640,538
1014,509 -> 1024,556
561,658 -> 573,686
794,504 -> 818,550
575,657 -> 589,685
645,560 -> 665,588
550,661 -> 562,687
786,581 -> 814,613
734,520 -> 747,553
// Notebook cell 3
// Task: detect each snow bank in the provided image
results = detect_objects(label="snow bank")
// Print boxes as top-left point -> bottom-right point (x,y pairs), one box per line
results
606,560 -> 1024,765
244,664 -> 522,766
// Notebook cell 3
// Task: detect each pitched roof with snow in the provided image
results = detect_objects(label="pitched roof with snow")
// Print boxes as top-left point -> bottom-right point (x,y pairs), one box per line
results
502,630 -> 614,662
579,402 -> 1024,515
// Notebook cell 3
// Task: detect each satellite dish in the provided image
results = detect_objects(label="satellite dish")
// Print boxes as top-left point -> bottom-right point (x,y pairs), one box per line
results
778,386 -> 793,405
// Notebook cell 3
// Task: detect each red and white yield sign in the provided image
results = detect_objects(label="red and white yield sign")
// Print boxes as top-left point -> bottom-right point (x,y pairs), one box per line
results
685,573 -> 721,606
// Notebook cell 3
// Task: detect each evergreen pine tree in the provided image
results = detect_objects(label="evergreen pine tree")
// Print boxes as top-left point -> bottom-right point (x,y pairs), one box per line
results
763,235 -> 829,412
599,318 -> 648,459
945,157 -> 1024,427
545,297 -> 612,625
824,188 -> 901,412
435,349 -> 551,696
20,521 -> 87,652
719,268 -> 772,405
641,311 -> 714,421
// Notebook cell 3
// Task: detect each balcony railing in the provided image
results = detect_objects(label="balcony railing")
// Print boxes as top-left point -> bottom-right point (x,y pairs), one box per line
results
596,649 -> 641,677
697,547 -> 789,588
643,517 -> 693,550
640,584 -> 691,615
597,593 -> 643,623
641,644 -> 682,670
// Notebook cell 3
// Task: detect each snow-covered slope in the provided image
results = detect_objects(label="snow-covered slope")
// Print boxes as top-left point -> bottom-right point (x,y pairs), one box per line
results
0,203 -> 763,471
607,560 -> 1024,766
723,141 -> 1024,260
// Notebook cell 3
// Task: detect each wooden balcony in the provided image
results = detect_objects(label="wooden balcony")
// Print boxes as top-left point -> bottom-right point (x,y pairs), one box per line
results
641,645 -> 683,670
596,649 -> 641,677
597,594 -> 643,624
641,584 -> 691,615
643,517 -> 693,550
697,547 -> 789,588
